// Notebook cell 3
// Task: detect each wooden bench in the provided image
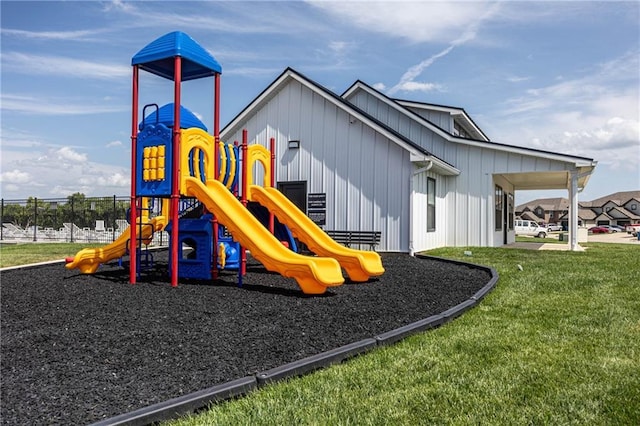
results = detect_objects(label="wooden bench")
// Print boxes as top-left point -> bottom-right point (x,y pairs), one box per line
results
325,230 -> 381,250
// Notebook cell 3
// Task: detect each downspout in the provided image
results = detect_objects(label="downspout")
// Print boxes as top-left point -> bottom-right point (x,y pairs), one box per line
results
409,160 -> 433,256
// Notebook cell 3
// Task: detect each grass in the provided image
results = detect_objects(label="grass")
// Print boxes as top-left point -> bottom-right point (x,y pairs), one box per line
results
165,242 -> 639,425
0,243 -> 103,268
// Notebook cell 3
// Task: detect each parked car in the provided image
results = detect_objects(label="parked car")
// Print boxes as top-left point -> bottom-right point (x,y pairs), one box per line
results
588,226 -> 609,234
600,225 -> 622,233
546,223 -> 563,232
625,224 -> 640,235
515,219 -> 548,238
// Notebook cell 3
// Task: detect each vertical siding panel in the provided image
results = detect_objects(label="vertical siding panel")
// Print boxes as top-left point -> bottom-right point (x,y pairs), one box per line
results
373,134 -> 389,248
454,145 -> 469,245
466,146 -> 483,246
333,109 -> 349,229
298,83 -> 313,183
360,125 -> 376,231
347,118 -> 362,230
481,148 -> 495,246
287,82 -> 302,180
309,92 -> 325,195
323,103 -> 338,228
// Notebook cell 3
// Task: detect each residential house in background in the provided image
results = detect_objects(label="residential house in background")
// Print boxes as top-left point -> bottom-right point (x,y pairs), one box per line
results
517,197 -> 569,225
516,190 -> 640,229
577,191 -> 640,227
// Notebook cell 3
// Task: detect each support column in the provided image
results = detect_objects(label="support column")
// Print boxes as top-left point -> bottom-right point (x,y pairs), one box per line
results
129,65 -> 139,284
170,57 -> 182,287
569,170 -> 579,251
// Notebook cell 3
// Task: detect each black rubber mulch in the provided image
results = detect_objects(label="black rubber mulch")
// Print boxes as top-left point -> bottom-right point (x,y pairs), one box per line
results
1,252 -> 491,425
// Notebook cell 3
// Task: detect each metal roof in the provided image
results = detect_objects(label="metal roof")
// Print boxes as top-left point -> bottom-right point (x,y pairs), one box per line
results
131,31 -> 221,81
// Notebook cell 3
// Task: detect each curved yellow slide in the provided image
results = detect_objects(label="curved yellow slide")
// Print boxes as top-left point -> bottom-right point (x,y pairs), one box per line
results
249,185 -> 385,282
185,177 -> 344,295
65,217 -> 166,274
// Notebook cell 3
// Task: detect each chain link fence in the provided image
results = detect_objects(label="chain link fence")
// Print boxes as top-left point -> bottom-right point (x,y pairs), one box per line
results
1,196 -> 168,245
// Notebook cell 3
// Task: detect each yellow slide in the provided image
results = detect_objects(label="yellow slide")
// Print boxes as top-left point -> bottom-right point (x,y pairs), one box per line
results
249,185 -> 385,282
65,216 -> 166,274
185,177 -> 344,295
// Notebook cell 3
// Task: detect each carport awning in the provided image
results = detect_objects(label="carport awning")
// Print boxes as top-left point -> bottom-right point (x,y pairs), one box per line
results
496,166 -> 595,191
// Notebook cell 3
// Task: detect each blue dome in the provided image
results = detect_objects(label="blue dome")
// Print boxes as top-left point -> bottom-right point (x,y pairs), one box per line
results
139,103 -> 208,131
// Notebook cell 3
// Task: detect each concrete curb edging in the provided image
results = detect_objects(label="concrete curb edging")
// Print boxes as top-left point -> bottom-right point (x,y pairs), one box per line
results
88,254 -> 499,426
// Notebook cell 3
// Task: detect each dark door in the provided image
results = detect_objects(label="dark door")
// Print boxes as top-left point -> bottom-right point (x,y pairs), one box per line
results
277,181 -> 308,252
277,181 -> 307,213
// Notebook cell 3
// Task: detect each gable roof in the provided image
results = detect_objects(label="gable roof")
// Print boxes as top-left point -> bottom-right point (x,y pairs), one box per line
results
221,67 -> 459,176
580,190 -> 640,208
558,208 -> 598,221
342,80 -> 597,168
516,197 -> 569,212
393,98 -> 489,141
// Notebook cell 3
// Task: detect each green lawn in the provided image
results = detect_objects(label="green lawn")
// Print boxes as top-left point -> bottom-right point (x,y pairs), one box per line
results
167,242 -> 639,425
0,243 -> 102,268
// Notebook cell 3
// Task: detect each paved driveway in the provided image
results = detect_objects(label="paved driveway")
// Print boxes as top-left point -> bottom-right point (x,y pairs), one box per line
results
585,231 -> 639,244
509,231 -> 639,251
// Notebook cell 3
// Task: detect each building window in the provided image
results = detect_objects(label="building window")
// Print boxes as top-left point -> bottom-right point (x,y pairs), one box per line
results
632,204 -> 637,211
427,177 -> 436,232
508,193 -> 514,230
495,185 -> 503,231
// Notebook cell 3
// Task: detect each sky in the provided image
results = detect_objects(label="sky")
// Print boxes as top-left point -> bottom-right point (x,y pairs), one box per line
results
1,0 -> 639,206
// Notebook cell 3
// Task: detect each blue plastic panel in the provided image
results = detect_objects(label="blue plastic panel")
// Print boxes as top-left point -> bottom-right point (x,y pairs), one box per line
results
132,31 -> 222,81
136,124 -> 173,197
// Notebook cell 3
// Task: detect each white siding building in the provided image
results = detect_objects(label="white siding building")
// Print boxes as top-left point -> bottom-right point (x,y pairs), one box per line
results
221,68 -> 597,253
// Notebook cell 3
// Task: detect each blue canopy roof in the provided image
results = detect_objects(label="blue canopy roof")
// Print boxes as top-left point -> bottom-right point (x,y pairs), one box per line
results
131,31 -> 221,81
139,103 -> 208,131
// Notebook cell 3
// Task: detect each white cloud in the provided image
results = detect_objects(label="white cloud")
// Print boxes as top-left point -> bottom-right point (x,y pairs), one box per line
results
372,82 -> 386,91
507,76 -> 531,83
55,147 -> 88,163
1,94 -> 127,115
491,52 -> 640,170
0,28 -> 105,41
368,2 -> 501,95
102,0 -> 136,13
2,52 -> 130,80
393,81 -> 443,94
0,169 -> 31,183
106,140 -> 123,148
308,1 -> 499,44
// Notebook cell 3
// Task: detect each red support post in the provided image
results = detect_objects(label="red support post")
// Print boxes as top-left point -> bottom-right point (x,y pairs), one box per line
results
170,57 -> 182,288
240,130 -> 248,277
129,65 -> 139,285
212,73 -> 221,280
269,137 -> 276,234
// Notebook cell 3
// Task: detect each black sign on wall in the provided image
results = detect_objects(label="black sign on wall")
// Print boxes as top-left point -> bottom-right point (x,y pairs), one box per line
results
307,193 -> 326,226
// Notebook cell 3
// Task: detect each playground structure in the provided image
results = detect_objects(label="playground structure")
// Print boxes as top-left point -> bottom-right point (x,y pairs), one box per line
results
66,31 -> 384,294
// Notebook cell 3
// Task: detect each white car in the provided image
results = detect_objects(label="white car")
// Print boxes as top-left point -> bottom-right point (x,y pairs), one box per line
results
546,223 -> 563,232
515,219 -> 548,238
